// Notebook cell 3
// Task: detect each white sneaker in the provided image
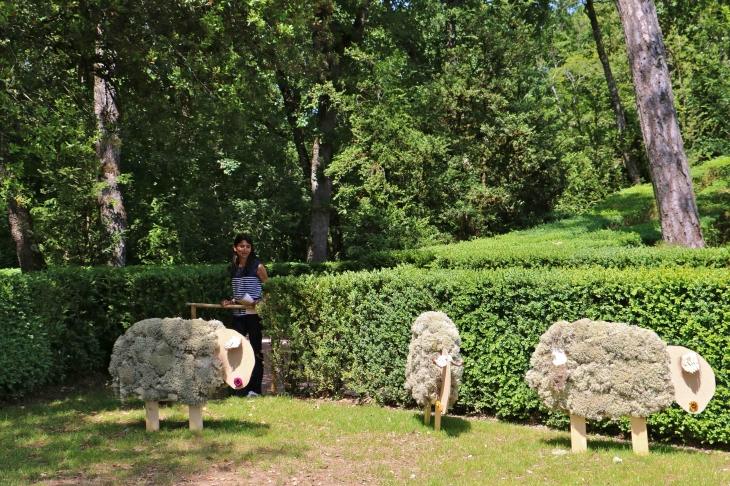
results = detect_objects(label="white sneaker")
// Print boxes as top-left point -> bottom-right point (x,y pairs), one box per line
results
246,391 -> 260,398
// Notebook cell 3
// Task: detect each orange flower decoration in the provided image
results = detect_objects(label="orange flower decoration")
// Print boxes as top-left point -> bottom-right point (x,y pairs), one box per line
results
689,401 -> 699,413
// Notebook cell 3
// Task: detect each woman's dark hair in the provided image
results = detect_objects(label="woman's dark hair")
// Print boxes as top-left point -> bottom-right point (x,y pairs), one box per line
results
229,233 -> 257,278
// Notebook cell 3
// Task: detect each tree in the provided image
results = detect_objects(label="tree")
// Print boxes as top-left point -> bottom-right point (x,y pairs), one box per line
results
0,146 -> 45,272
613,0 -> 704,247
585,0 -> 641,185
306,0 -> 371,262
94,20 -> 127,266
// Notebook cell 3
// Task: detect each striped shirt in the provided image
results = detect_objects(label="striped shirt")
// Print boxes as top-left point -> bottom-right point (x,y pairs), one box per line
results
231,261 -> 263,316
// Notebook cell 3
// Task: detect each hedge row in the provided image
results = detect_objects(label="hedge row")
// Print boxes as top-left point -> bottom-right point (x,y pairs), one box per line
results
367,228 -> 730,271
0,265 -> 232,398
260,266 -> 730,445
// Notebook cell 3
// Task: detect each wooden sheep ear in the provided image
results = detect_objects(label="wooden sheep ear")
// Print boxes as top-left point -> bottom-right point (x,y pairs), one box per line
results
666,346 -> 716,414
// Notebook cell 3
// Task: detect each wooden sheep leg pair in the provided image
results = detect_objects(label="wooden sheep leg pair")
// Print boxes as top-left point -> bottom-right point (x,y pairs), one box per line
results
145,401 -> 204,431
423,349 -> 452,431
569,415 -> 648,455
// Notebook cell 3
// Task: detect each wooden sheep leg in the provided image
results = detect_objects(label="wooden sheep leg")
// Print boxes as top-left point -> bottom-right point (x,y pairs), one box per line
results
424,402 -> 432,425
189,406 -> 203,430
630,416 -> 649,455
570,414 -> 587,453
145,401 -> 160,431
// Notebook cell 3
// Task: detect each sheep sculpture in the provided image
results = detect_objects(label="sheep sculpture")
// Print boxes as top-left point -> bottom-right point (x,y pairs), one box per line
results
109,317 -> 254,430
404,311 -> 464,430
526,318 -> 715,454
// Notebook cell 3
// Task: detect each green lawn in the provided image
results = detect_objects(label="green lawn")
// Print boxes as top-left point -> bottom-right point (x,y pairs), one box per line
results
3,385 -> 730,485
414,156 -> 730,269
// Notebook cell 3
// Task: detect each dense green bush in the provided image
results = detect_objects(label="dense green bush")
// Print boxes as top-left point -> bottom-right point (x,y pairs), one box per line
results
261,266 -> 730,445
0,265 -> 232,398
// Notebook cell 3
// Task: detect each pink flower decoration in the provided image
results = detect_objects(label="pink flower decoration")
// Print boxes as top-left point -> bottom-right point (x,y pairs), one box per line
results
233,377 -> 243,388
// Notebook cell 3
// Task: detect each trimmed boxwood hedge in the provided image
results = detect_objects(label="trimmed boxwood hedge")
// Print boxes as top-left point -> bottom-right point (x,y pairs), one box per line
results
260,266 -> 730,445
0,265 -> 232,398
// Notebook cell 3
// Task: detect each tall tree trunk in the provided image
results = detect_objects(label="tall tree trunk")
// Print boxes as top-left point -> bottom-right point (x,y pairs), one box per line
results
613,0 -> 704,247
585,0 -> 641,185
308,95 -> 336,263
306,1 -> 371,262
95,26 -> 128,266
0,137 -> 45,272
277,72 -> 310,173
6,198 -> 45,272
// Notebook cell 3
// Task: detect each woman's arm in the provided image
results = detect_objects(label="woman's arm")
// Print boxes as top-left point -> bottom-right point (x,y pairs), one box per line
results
257,264 -> 269,283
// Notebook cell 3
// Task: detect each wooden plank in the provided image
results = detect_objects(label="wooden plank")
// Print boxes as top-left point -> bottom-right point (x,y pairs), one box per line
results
570,414 -> 587,453
145,401 -> 159,431
186,302 -> 247,309
189,406 -> 204,431
434,401 -> 441,431
424,402 -> 432,425
439,349 -> 451,416
630,416 -> 649,455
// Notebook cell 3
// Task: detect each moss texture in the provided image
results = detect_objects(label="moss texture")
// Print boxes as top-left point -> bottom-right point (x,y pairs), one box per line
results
526,319 -> 674,419
404,311 -> 463,407
108,318 -> 225,407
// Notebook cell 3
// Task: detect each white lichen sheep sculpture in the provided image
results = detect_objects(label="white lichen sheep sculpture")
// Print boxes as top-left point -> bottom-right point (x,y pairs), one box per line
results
404,311 -> 463,430
109,317 -> 253,430
526,318 -> 715,454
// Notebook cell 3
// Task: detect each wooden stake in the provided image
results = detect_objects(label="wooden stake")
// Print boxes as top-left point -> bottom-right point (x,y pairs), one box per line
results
145,401 -> 159,431
434,401 -> 442,431
424,402 -> 432,425
190,305 -> 197,319
189,406 -> 203,430
270,370 -> 277,396
439,349 -> 451,416
570,414 -> 587,453
630,416 -> 649,455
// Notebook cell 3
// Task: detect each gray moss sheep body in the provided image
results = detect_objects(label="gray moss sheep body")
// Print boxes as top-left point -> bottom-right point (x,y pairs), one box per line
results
404,312 -> 463,407
109,318 -> 225,406
526,319 -> 674,420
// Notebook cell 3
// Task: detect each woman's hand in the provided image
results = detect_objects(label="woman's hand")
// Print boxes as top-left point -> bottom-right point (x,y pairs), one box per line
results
221,299 -> 230,307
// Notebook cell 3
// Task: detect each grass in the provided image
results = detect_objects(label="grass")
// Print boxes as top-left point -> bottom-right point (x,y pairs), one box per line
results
3,384 -> 730,485
404,156 -> 730,270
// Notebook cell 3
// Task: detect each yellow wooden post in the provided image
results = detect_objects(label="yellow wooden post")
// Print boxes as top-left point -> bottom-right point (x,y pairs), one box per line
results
570,414 -> 587,453
145,401 -> 159,431
630,416 -> 649,455
189,406 -> 203,430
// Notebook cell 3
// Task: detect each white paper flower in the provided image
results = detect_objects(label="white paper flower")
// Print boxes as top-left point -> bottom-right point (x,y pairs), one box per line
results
224,336 -> 242,349
681,352 -> 700,373
552,348 -> 567,366
434,355 -> 449,368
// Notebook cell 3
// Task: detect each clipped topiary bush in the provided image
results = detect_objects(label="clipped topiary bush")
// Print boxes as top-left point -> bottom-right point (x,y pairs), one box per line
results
404,312 -> 463,408
525,319 -> 675,420
109,318 -> 226,406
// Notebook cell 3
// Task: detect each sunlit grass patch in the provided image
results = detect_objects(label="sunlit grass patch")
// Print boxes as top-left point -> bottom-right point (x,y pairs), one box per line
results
2,388 -> 730,485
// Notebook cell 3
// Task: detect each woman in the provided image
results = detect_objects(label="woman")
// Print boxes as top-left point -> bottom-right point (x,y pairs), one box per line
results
222,233 -> 268,397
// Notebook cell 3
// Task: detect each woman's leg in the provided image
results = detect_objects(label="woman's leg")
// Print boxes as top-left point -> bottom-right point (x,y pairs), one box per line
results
244,314 -> 264,395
